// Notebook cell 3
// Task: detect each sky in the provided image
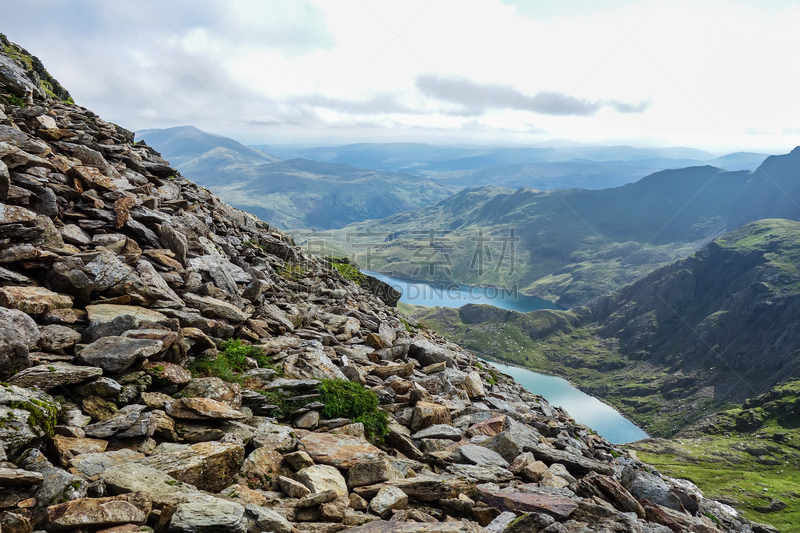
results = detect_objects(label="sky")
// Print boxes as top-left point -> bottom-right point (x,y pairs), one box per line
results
4,0 -> 800,153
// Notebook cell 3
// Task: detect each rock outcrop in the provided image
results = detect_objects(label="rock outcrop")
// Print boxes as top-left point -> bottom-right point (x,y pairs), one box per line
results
0,35 -> 756,533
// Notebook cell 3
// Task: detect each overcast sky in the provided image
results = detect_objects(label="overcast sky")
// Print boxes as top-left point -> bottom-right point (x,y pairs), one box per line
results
4,0 -> 800,153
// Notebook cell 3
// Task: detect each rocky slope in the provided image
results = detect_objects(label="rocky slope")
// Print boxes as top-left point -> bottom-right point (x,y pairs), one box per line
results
0,37 -> 765,533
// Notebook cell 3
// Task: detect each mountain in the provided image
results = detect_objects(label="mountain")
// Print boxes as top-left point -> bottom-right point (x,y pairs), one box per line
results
251,141 -> 768,175
401,219 -> 800,528
137,125 -> 280,166
138,128 -> 455,230
0,34 -> 760,533
405,218 -> 800,435
324,151 -> 800,307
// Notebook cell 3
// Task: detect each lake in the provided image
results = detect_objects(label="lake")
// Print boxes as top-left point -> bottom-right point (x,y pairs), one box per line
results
362,271 -> 564,313
366,271 -> 650,444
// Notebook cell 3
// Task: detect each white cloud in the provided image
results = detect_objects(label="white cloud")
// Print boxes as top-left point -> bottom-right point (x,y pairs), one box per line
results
2,0 -> 800,152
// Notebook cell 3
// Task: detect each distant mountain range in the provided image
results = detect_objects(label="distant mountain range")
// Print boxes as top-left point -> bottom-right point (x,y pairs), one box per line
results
325,148 -> 800,307
137,126 -> 455,229
250,141 -> 769,174
138,127 -> 771,231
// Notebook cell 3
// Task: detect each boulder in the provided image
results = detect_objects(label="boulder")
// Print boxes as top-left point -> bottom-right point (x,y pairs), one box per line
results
239,447 -> 284,489
169,498 -> 247,533
179,377 -> 242,407
408,340 -> 454,368
51,434 -> 109,466
475,485 -> 579,518
411,401 -> 452,432
278,475 -> 312,498
531,445 -> 614,476
183,293 -> 249,323
9,362 -> 102,390
298,432 -> 386,469
457,444 -> 510,467
85,304 -> 167,325
45,492 -> 151,531
68,449 -> 145,480
137,441 -> 245,492
101,463 -> 207,507
84,405 -> 156,439
353,474 -> 473,503
243,503 -> 294,533
296,464 -> 348,497
0,384 -> 60,453
621,467 -> 685,512
347,458 -> 404,488
0,467 -> 44,487
343,521 -> 485,533
447,464 -> 514,483
37,324 -> 81,352
78,336 -> 163,373
251,422 -> 298,452
0,286 -> 72,314
0,307 -> 40,375
165,397 -> 246,420
370,486 -> 408,515
412,424 -> 463,441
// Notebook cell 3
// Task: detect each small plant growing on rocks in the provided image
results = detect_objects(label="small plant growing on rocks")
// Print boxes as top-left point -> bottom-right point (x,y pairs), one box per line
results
317,379 -> 388,441
190,338 -> 282,382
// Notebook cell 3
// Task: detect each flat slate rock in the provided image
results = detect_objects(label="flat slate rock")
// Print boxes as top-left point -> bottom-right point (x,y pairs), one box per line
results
476,485 -> 578,518
530,445 -> 614,476
8,362 -> 102,390
458,444 -> 509,468
78,336 -> 163,373
344,520 -> 485,533
0,467 -> 44,487
298,432 -> 386,469
412,424 -> 463,441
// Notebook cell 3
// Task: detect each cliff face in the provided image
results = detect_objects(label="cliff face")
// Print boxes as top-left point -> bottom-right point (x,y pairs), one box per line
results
0,36 -> 757,533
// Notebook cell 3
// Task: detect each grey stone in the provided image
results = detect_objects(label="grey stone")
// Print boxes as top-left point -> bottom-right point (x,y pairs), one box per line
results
296,464 -> 348,497
0,385 -> 60,453
78,336 -> 163,373
408,339 -> 455,368
37,324 -> 81,351
412,424 -> 463,441
8,362 -> 102,390
252,422 -> 298,452
621,467 -> 684,512
0,467 -> 44,487
370,485 -> 408,515
446,464 -> 514,482
458,444 -> 510,468
0,306 -> 39,377
170,498 -> 247,533
244,503 -> 294,533
84,404 -> 155,438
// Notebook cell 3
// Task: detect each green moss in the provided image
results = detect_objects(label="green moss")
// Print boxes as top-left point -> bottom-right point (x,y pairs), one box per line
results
318,379 -> 388,441
8,397 -> 57,439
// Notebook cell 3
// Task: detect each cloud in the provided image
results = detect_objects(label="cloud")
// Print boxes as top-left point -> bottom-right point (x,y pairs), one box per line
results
415,74 -> 651,117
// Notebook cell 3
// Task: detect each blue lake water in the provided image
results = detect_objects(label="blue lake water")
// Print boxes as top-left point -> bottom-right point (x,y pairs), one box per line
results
362,271 -> 564,313
366,271 -> 650,444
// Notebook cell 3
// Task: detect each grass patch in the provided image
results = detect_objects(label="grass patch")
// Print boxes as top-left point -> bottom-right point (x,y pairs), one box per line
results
331,261 -> 366,285
631,430 -> 800,531
318,379 -> 388,441
190,338 -> 282,382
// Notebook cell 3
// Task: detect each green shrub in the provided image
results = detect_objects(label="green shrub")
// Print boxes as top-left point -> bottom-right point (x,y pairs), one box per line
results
190,338 -> 281,382
318,379 -> 388,441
